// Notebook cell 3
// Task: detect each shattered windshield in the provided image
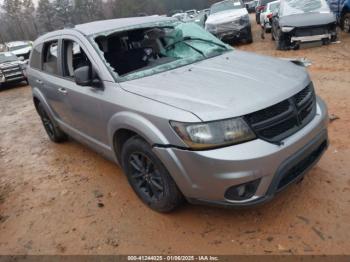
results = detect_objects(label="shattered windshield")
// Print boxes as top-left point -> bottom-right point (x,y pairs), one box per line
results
0,52 -> 18,63
92,22 -> 232,82
210,0 -> 244,14
280,0 -> 331,16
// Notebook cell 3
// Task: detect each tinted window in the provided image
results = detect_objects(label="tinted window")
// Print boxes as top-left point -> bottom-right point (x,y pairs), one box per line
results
62,40 -> 91,78
210,0 -> 243,14
30,44 -> 43,70
43,41 -> 59,75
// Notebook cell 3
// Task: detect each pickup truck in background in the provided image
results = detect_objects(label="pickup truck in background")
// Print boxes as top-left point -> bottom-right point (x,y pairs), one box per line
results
327,0 -> 350,32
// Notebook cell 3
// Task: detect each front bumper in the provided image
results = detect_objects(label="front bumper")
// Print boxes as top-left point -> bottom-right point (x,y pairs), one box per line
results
210,25 -> 251,42
153,97 -> 329,207
291,33 -> 331,43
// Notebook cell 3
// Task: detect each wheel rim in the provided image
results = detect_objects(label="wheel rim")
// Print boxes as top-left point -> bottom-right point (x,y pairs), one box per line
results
128,152 -> 164,201
344,18 -> 350,32
39,107 -> 55,138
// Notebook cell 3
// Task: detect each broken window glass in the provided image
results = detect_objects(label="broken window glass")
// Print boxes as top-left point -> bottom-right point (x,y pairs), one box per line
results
92,22 -> 232,82
281,0 -> 331,16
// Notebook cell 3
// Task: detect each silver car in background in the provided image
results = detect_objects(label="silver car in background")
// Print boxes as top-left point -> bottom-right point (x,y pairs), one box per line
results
27,16 -> 328,212
206,0 -> 253,43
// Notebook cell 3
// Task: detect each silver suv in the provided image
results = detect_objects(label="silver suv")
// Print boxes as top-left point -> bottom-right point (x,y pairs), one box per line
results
27,16 -> 329,212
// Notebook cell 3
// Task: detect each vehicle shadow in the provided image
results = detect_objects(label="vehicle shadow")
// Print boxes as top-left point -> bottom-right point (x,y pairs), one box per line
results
0,81 -> 28,92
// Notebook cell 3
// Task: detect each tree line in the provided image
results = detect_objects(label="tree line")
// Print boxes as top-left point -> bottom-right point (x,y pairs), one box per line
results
0,0 -> 221,43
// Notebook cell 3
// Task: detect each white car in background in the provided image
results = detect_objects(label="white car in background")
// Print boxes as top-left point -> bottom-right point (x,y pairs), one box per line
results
4,41 -> 33,60
205,0 -> 253,44
260,0 -> 280,32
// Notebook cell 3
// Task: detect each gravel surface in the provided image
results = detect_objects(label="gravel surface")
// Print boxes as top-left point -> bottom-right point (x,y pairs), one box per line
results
0,16 -> 349,255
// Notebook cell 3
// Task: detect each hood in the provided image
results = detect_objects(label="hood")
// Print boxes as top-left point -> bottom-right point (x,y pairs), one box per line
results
206,8 -> 248,25
10,46 -> 32,56
280,12 -> 336,27
121,50 -> 310,122
0,61 -> 20,69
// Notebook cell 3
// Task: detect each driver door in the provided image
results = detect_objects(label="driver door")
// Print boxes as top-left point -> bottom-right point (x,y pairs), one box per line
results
58,36 -> 106,144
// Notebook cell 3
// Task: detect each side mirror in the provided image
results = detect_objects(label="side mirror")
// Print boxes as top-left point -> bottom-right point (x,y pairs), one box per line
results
74,66 -> 102,89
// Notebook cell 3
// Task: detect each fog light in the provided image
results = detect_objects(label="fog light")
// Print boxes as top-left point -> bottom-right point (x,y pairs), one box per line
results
224,179 -> 261,201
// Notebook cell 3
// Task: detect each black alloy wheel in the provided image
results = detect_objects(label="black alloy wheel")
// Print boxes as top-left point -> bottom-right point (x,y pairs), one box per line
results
128,152 -> 164,201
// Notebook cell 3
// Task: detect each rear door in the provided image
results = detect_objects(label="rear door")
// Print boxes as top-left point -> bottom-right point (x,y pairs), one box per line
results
40,39 -> 72,125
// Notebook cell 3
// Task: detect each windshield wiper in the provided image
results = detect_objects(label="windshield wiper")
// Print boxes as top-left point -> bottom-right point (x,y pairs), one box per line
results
165,37 -> 206,57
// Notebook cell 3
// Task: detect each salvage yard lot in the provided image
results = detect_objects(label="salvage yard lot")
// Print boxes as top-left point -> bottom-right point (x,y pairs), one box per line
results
0,16 -> 350,255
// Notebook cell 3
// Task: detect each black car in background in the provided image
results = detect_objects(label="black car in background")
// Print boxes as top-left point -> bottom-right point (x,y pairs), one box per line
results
256,0 -> 277,23
271,0 -> 337,50
0,52 -> 28,88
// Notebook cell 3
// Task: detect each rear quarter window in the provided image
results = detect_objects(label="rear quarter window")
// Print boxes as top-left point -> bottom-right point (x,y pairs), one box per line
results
30,43 -> 43,70
42,41 -> 59,75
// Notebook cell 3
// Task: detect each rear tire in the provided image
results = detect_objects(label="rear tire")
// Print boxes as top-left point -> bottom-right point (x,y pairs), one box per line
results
341,13 -> 350,33
37,103 -> 68,143
121,136 -> 184,213
243,27 -> 253,44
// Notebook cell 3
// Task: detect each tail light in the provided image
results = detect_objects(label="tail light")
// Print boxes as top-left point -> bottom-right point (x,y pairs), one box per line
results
267,13 -> 273,19
257,5 -> 265,12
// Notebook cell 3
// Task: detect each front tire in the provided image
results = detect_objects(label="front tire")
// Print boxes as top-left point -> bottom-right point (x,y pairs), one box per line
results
121,136 -> 184,213
37,103 -> 67,143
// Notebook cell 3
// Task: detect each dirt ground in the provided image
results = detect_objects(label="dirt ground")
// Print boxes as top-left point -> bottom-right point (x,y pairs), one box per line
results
0,16 -> 350,255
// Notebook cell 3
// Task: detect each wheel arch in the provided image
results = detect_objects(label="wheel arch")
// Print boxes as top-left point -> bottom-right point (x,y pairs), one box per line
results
108,112 -> 171,163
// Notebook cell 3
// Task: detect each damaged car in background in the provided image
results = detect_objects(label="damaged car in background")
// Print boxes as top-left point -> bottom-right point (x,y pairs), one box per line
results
271,0 -> 338,50
0,52 -> 28,88
28,16 -> 329,212
4,41 -> 33,60
205,0 -> 253,44
260,0 -> 280,33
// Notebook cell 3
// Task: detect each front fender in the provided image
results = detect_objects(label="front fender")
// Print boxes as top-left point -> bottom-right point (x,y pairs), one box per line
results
107,111 -> 170,154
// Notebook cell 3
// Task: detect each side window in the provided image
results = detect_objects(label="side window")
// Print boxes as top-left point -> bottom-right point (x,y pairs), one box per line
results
29,43 -> 43,70
62,40 -> 91,78
43,41 -> 59,75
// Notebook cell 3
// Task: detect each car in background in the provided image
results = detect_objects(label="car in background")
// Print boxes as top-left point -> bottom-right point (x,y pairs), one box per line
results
4,41 -> 33,60
256,0 -> 277,24
192,10 -> 209,27
0,52 -> 28,88
185,9 -> 198,18
271,0 -> 337,50
327,0 -> 350,32
205,0 -> 253,44
245,0 -> 259,12
172,12 -> 189,21
260,0 -> 280,33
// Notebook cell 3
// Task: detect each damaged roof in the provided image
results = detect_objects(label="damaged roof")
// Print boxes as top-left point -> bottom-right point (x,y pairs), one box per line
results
74,16 -> 176,36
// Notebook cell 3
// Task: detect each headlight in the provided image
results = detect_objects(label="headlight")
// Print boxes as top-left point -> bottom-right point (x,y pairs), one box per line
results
281,26 -> 295,33
170,118 -> 256,150
205,23 -> 217,33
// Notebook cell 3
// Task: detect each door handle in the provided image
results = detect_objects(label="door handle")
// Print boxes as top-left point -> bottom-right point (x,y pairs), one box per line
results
58,88 -> 68,95
36,79 -> 43,85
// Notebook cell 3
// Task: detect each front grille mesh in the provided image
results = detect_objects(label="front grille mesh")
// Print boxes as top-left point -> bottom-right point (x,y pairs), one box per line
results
1,65 -> 23,81
245,83 -> 317,143
295,26 -> 329,37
